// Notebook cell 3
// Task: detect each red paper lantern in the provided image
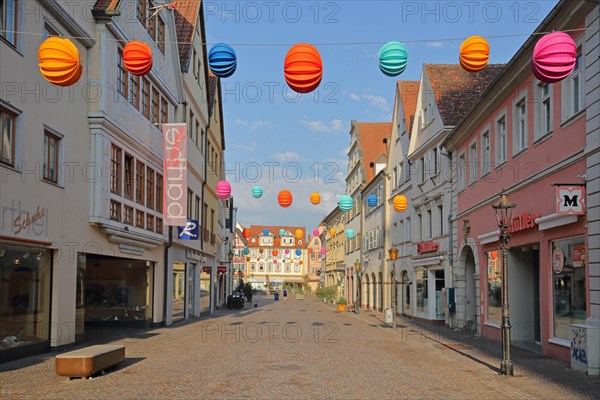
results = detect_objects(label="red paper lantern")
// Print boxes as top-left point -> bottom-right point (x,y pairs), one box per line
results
278,190 -> 293,208
490,251 -> 499,260
273,249 -> 278,257
123,40 -> 153,76
242,228 -> 250,238
284,43 -> 323,93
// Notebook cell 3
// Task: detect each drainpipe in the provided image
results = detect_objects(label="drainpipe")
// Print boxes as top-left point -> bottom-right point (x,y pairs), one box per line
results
163,226 -> 173,326
447,150 -> 454,329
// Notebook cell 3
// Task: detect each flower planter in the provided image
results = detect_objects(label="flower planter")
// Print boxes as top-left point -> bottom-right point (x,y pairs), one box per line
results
337,304 -> 347,312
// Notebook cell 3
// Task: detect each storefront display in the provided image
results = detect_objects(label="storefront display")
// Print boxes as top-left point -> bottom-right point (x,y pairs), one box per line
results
200,268 -> 211,314
486,250 -> 502,325
416,270 -> 428,316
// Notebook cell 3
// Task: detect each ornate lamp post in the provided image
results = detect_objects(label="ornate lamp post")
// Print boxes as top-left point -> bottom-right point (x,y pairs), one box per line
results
492,193 -> 516,376
388,245 -> 398,329
354,261 -> 361,315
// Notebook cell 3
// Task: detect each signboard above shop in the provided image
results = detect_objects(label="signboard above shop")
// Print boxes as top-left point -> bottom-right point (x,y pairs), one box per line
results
417,241 -> 439,254
556,186 -> 586,215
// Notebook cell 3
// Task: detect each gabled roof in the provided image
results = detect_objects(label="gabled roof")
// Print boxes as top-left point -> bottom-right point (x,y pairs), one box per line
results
397,81 -> 419,136
246,225 -> 308,248
173,0 -> 202,70
424,64 -> 505,126
356,122 -> 392,182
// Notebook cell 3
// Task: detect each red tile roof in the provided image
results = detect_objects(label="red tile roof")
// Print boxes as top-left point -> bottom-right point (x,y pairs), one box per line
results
424,64 -> 505,126
356,122 -> 392,182
246,225 -> 308,248
93,0 -> 121,11
208,71 -> 218,107
173,0 -> 202,69
397,81 -> 419,136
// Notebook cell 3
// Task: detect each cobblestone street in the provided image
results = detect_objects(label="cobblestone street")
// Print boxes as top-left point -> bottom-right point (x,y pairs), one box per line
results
1,295 -> 599,399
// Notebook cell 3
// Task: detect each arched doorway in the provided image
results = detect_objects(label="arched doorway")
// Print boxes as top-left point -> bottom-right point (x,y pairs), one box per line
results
356,276 -> 362,308
371,273 -> 377,310
379,272 -> 384,311
390,270 -> 396,315
460,246 -> 477,332
401,271 -> 410,315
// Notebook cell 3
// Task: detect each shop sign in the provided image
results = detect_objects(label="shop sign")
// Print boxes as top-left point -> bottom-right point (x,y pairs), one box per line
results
552,247 -> 564,274
233,257 -> 245,263
507,212 -> 541,234
417,241 -> 438,254
186,249 -> 201,261
556,186 -> 585,215
162,123 -> 188,226
202,266 -> 212,274
573,245 -> 586,268
119,244 -> 143,256
217,266 -> 227,274
177,220 -> 199,240
1,200 -> 48,238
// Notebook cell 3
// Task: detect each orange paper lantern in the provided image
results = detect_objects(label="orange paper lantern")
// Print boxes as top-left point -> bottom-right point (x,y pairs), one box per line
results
329,229 -> 336,237
123,40 -> 153,76
295,229 -> 304,240
490,251 -> 499,259
310,192 -> 321,205
38,37 -> 82,86
393,195 -> 408,212
272,249 -> 278,257
284,43 -> 323,93
459,36 -> 490,73
242,228 -> 251,238
299,260 -> 303,265
259,248 -> 264,254
246,256 -> 250,262
278,190 -> 293,208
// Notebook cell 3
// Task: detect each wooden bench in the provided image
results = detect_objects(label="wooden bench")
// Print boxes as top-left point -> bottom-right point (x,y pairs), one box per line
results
55,345 -> 125,379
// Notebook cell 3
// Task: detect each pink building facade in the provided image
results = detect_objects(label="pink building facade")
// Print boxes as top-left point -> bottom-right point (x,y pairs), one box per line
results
443,1 -> 598,362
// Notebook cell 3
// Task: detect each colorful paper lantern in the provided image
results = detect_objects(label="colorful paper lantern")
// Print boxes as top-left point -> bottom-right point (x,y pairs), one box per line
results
123,40 -> 153,76
251,186 -> 263,198
278,190 -> 293,208
208,43 -> 237,78
295,229 -> 304,239
216,180 -> 231,199
329,229 -> 336,236
279,229 -> 286,236
242,228 -> 251,238
272,249 -> 278,257
312,229 -> 320,236
309,248 -> 313,254
285,249 -> 290,254
273,259 -> 278,264
284,43 -> 323,93
378,41 -> 408,77
320,247 -> 326,255
262,228 -> 269,236
246,256 -> 250,262
38,37 -> 82,86
345,229 -> 355,239
367,195 -> 378,207
338,195 -> 353,212
532,32 -> 577,83
393,195 -> 408,212
490,251 -> 498,259
299,260 -> 303,265
296,249 -> 302,256
259,248 -> 264,254
310,192 -> 321,205
243,247 -> 249,255
459,36 -> 489,73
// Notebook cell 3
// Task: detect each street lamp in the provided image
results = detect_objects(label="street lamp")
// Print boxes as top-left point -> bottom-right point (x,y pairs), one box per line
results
492,193 -> 516,376
354,260 -> 361,315
388,245 -> 398,329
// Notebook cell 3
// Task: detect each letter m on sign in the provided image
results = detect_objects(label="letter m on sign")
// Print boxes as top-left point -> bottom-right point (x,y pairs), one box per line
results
556,186 -> 585,215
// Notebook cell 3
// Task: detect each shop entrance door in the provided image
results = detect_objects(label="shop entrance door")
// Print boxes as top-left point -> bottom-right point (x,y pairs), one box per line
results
187,264 -> 195,318
533,249 -> 541,343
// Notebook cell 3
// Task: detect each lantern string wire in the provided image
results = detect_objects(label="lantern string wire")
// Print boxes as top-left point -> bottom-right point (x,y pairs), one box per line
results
0,26 -> 590,47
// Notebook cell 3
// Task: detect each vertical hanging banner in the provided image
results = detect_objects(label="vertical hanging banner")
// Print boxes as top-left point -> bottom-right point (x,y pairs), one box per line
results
163,123 -> 188,226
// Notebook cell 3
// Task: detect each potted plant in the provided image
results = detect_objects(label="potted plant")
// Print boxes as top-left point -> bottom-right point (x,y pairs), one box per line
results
295,288 -> 304,300
337,297 -> 347,312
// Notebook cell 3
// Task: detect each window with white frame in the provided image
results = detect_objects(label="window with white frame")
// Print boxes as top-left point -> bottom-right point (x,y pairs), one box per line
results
0,105 -> 16,166
469,140 -> 477,184
432,147 -> 438,175
513,95 -> 527,154
535,82 -> 552,139
481,129 -> 490,176
458,152 -> 466,191
1,0 -> 17,46
495,115 -> 506,164
419,157 -> 425,183
562,45 -> 584,122
43,129 -> 61,184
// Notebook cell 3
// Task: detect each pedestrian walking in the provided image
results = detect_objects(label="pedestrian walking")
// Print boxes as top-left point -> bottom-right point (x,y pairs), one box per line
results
283,289 -> 287,301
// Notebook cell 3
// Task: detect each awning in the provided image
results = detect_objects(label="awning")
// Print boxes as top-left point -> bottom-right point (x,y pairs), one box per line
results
535,213 -> 578,230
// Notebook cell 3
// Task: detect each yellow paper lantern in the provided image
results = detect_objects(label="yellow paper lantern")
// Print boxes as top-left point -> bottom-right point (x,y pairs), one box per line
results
310,192 -> 321,205
393,195 -> 408,212
38,37 -> 82,86
295,229 -> 304,240
329,229 -> 336,237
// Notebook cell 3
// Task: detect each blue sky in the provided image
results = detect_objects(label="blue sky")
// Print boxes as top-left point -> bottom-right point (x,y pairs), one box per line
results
203,0 -> 558,230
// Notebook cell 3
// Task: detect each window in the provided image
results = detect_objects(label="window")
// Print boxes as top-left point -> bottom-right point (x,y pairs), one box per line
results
514,96 -> 527,154
392,167 -> 398,189
195,195 -> 200,220
146,214 -> 154,231
110,144 -> 122,194
155,217 -> 163,233
562,46 -> 584,121
136,0 -> 146,23
136,160 -> 145,205
0,106 -> 16,166
161,97 -> 168,124
151,88 -> 160,124
124,154 -> 134,199
129,75 -> 140,109
487,250 -> 502,325
43,130 -> 60,183
141,78 -> 150,119
110,200 -> 121,222
432,147 -> 438,175
552,237 -> 586,340
146,168 -> 154,209
458,153 -> 466,191
43,21 -> 59,39
124,205 -> 133,225
406,217 -> 411,243
419,157 -> 425,183
427,209 -> 432,239
495,115 -> 506,164
156,173 -> 163,212
117,49 -> 129,99
188,111 -> 194,142
438,205 -> 443,236
187,189 -> 193,219
417,213 -> 422,241
136,209 -> 144,228
481,130 -> 490,176
195,120 -> 200,146
535,82 -> 552,140
157,17 -> 165,53
469,141 -> 477,184
1,0 -> 17,46
415,270 -> 428,317
399,221 -> 404,243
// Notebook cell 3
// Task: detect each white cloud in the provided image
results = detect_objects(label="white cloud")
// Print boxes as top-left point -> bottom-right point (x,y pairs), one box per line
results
234,118 -> 248,126
426,42 -> 444,48
234,141 -> 257,152
343,91 -> 360,101
273,151 -> 300,162
362,94 -> 389,110
299,117 -> 345,133
251,121 -> 273,131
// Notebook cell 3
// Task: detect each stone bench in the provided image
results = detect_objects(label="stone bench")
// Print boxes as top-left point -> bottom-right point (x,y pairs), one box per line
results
55,344 -> 125,379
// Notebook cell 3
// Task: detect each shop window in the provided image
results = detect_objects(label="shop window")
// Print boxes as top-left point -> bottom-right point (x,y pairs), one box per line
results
0,246 -> 52,351
434,270 -> 445,319
200,268 -> 211,314
486,250 -> 502,325
172,263 -> 185,322
552,237 -> 586,340
415,270 -> 428,317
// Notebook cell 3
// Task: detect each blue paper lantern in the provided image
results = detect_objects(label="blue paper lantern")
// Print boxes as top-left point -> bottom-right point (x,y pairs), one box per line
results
338,194 -> 353,212
251,185 -> 263,198
379,41 -> 408,77
208,43 -> 237,78
345,229 -> 355,239
295,249 -> 302,256
367,195 -> 378,207
279,229 -> 286,236
262,228 -> 269,235
243,247 -> 249,255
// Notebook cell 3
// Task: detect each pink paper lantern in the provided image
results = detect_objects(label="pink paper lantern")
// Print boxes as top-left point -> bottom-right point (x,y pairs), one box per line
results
216,180 -> 231,198
273,259 -> 277,264
532,32 -> 577,83
320,247 -> 326,255
312,229 -> 319,236
285,249 -> 290,254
